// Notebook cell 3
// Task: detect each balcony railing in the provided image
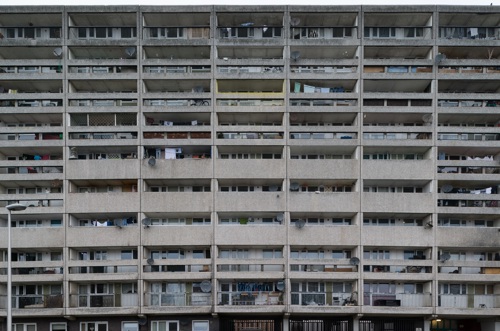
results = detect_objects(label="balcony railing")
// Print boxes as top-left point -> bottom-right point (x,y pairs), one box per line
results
0,133 -> 63,141
217,99 -> 284,107
69,132 -> 138,140
291,292 -> 354,306
71,294 -> 138,308
147,292 -> 211,306
0,199 -> 63,208
217,263 -> 284,272
0,66 -> 62,74
437,133 -> 499,141
11,266 -> 63,275
143,132 -> 211,139
0,100 -> 62,107
218,291 -> 283,306
438,199 -> 499,208
0,166 -> 63,174
291,132 -> 356,140
438,294 -> 499,308
69,265 -> 138,274
217,132 -> 283,140
364,293 -> 432,307
290,99 -> 357,107
144,99 -> 211,107
69,99 -> 138,107
11,294 -> 63,309
144,264 -> 211,273
363,132 -> 431,140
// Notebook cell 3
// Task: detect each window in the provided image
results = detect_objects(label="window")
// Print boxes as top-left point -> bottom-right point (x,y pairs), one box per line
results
192,321 -> 209,331
152,321 -> 179,331
363,250 -> 390,260
262,27 -> 281,38
193,249 -> 210,259
122,283 -> 137,294
332,250 -> 351,258
121,250 -> 137,260
80,323 -> 107,331
441,284 -> 466,295
219,249 -> 249,259
263,249 -> 283,259
13,324 -> 36,331
122,323 -> 138,331
290,250 -> 324,259
121,28 -> 136,38
51,252 -> 62,261
51,323 -> 67,331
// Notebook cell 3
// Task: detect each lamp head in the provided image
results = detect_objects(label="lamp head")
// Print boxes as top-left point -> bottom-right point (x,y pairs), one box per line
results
6,203 -> 27,211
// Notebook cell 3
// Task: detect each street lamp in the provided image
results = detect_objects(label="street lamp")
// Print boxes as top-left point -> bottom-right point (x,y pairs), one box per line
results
6,203 -> 26,331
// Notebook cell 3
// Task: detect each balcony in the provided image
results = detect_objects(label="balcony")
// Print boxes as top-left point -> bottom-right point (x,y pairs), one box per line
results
218,291 -> 283,306
363,192 -> 433,213
142,192 -> 212,213
438,294 -> 500,309
143,27 -> 210,40
70,293 -> 138,308
66,192 -> 139,213
0,27 -> 62,41
364,293 -> 432,307
11,294 -> 63,309
68,27 -> 137,41
147,292 -> 211,306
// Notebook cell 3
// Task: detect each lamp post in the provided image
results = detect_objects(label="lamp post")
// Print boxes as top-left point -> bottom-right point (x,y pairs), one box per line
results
6,203 -> 26,331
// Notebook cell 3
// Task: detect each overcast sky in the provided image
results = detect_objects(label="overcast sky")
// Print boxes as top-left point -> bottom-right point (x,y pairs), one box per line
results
1,0 -> 496,6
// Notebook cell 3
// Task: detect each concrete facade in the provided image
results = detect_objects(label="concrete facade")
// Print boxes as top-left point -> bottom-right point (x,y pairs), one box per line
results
0,5 -> 499,331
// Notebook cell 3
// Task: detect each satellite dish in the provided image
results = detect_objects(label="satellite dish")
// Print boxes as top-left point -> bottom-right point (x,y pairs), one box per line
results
200,280 -> 212,293
276,213 -> 284,224
53,47 -> 63,57
269,185 -> 279,192
435,53 -> 447,64
113,219 -> 122,228
276,280 -> 285,291
349,257 -> 360,266
290,182 -> 300,191
295,219 -> 305,229
422,114 -> 433,124
425,221 -> 433,228
290,18 -> 301,26
193,86 -> 204,93
142,218 -> 151,228
290,51 -> 301,62
442,184 -> 454,193
148,157 -> 156,166
138,317 -> 147,326
440,253 -> 451,262
147,258 -> 155,265
125,47 -> 136,58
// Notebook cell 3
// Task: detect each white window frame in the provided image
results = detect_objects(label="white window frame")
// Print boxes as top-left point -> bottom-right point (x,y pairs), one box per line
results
122,322 -> 138,331
80,322 -> 108,331
50,323 -> 67,331
192,321 -> 209,331
151,321 -> 179,331
13,324 -> 37,331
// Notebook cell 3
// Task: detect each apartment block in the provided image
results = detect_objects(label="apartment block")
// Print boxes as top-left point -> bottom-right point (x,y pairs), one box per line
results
0,5 -> 499,331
